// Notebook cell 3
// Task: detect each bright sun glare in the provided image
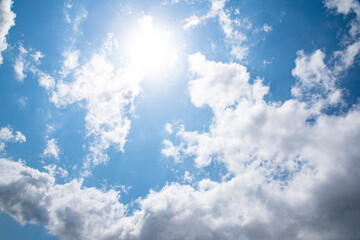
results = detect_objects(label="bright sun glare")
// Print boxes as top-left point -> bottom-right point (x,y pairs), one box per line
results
125,15 -> 178,75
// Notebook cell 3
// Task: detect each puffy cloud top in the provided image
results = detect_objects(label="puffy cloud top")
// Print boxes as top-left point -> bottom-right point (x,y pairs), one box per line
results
0,0 -> 15,64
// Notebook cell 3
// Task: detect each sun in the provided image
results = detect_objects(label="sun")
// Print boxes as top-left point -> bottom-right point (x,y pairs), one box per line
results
124,15 -> 178,76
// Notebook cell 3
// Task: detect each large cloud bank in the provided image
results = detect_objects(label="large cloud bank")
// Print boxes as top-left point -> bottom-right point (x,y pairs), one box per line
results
1,46 -> 360,239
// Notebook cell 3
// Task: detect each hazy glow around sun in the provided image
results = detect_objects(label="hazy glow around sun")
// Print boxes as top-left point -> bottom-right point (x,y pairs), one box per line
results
125,15 -> 178,75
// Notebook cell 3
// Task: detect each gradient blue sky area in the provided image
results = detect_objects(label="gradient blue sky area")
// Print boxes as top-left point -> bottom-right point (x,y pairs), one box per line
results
1,0 -> 360,239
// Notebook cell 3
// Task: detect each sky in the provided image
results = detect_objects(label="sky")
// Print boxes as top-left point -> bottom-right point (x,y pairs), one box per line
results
0,0 -> 360,239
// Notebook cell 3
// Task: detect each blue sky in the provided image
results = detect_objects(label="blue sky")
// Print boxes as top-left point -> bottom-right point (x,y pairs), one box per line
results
1,0 -> 360,239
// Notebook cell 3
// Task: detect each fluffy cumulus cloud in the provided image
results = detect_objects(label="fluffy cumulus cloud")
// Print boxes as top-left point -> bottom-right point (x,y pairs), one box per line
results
0,0 -> 15,65
160,46 -> 360,238
188,52 -> 258,112
166,51 -> 357,172
50,34 -> 144,172
324,0 -> 360,15
0,126 -> 26,152
0,159 -> 131,239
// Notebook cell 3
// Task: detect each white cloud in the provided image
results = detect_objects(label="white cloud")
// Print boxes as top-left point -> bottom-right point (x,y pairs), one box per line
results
65,2 -> 72,9
291,44 -> 359,107
324,0 -> 360,63
1,28 -> 360,239
38,72 -> 55,91
188,52 -> 262,112
1,153 -> 360,239
0,0 -> 15,65
43,139 -> 60,160
0,126 -> 26,151
349,18 -> 360,38
0,159 -> 129,238
64,7 -> 71,23
161,139 -> 181,163
13,45 -> 48,85
291,49 -> 340,106
60,49 -> 79,76
1,1 -> 360,239
263,23 -> 272,32
0,126 -> 13,142
324,0 -> 360,15
210,0 -> 227,14
11,33 -> 143,174
169,0 -> 180,4
230,45 -> 248,61
14,45 -> 28,81
169,52 -> 348,173
183,0 -> 227,28
160,51 -> 360,239
183,15 -> 201,29
14,60 -> 25,80
182,0 -> 246,41
118,4 -> 132,14
234,8 -> 240,15
218,10 -> 239,40
50,35 -> 144,172
334,40 -> 360,72
73,8 -> 87,33
263,59 -> 272,65
165,123 -> 173,134
161,0 -> 191,6
216,3 -> 247,42
3,32 -> 138,172
63,3 -> 87,33
17,96 -> 27,109
234,16 -> 252,30
14,131 -> 26,143
43,164 -> 68,178
323,0 -> 360,74
183,171 -> 193,183
31,51 -> 44,64
183,0 -> 249,63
